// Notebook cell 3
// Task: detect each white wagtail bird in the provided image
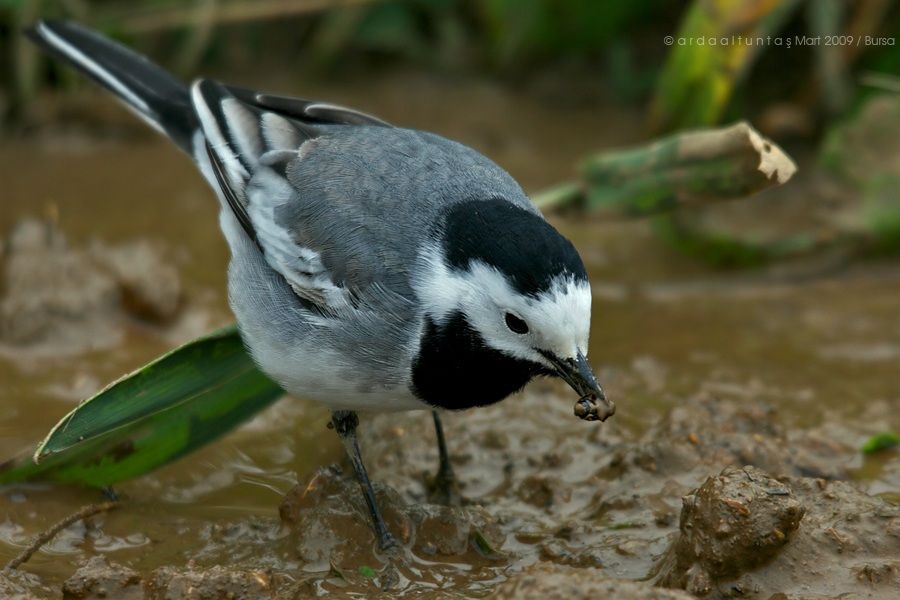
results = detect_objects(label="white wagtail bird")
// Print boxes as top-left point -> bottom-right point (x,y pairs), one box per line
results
26,20 -> 614,551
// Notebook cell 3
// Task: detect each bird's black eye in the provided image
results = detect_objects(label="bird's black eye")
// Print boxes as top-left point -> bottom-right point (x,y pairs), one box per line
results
504,312 -> 529,334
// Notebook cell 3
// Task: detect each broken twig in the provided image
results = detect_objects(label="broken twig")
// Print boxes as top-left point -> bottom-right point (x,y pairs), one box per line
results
534,121 -> 797,214
4,501 -> 119,571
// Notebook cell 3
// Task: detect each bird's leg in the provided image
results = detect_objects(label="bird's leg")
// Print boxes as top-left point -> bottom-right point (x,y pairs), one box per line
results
433,410 -> 456,487
427,411 -> 463,506
330,410 -> 398,553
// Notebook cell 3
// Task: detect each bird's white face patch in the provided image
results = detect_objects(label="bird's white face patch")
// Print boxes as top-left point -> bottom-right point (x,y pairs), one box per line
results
416,244 -> 592,367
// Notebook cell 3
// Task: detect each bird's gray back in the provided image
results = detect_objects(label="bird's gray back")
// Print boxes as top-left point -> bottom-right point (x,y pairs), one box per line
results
279,125 -> 538,301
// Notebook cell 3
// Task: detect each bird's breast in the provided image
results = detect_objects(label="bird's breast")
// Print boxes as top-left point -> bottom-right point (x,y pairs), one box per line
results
410,311 -> 542,410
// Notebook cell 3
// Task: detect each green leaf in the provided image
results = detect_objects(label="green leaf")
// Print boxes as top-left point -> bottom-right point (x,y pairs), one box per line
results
861,432 -> 900,454
0,325 -> 283,487
358,566 -> 377,578
472,528 -> 506,559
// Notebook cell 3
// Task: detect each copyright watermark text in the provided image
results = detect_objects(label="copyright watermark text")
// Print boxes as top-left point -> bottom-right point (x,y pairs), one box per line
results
664,35 -> 895,48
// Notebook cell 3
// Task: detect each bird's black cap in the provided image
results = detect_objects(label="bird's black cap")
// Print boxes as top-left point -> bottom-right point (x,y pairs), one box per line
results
441,198 -> 587,297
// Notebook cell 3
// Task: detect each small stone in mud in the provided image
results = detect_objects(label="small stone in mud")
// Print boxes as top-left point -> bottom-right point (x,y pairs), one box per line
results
516,473 -> 570,509
62,556 -> 142,600
539,538 -> 605,568
654,465 -> 805,596
147,566 -> 271,600
1,567 -> 47,599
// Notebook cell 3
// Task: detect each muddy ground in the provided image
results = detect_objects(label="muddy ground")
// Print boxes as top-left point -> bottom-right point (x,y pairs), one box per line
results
0,68 -> 898,598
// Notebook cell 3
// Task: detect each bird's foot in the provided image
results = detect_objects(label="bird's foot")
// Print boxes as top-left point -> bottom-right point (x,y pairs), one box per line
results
426,468 -> 468,507
379,562 -> 401,591
373,531 -> 407,591
377,529 -> 402,556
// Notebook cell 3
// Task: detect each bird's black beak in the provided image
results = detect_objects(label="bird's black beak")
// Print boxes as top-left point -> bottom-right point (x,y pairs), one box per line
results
544,350 -> 615,422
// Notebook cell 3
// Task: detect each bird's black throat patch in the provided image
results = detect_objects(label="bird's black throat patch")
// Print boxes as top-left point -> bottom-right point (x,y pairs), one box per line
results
411,312 -> 547,410
441,198 -> 587,297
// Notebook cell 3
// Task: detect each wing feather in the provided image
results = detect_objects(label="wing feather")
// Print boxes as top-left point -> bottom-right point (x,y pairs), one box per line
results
192,79 -> 358,314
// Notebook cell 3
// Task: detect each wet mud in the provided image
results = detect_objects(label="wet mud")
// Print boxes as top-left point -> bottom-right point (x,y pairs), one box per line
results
3,389 -> 896,598
0,69 -> 898,598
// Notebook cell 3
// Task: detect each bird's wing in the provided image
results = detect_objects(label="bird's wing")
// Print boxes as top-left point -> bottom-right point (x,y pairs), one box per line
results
193,80 -> 411,314
192,80 -> 344,310
227,86 -> 392,127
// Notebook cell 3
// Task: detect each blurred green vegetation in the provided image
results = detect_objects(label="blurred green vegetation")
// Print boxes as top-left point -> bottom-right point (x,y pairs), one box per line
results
1,0 -> 899,265
0,0 -> 666,105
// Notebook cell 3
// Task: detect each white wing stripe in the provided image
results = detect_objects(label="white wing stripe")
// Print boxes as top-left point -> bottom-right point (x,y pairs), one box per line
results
222,98 -> 263,166
261,113 -> 304,151
36,22 -> 164,135
191,82 -> 249,187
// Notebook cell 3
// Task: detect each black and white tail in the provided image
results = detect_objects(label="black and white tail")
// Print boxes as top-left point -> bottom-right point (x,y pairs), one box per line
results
25,19 -> 397,252
26,20 -> 197,154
